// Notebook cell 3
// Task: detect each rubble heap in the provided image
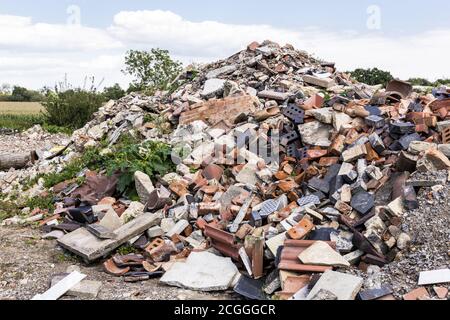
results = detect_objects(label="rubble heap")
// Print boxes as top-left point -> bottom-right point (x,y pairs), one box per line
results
0,125 -> 70,195
1,40 -> 449,300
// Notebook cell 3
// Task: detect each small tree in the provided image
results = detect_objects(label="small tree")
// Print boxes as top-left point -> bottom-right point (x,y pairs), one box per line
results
122,49 -> 182,94
350,68 -> 394,87
8,86 -> 44,102
0,83 -> 11,95
103,83 -> 126,101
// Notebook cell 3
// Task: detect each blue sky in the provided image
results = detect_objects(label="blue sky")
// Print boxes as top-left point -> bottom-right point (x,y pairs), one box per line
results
1,0 -> 449,33
0,1 -> 449,89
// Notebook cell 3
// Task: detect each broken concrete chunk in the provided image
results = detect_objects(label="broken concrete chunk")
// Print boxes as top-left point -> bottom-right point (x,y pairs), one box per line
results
396,233 -> 411,250
298,121 -> 332,147
266,232 -> 286,256
99,208 -> 123,231
160,252 -> 239,291
58,212 -> 162,262
302,75 -> 336,89
343,250 -> 365,265
134,171 -> 155,204
408,141 -> 437,155
307,108 -> 333,124
333,112 -> 352,132
386,197 -> 405,217
206,65 -> 237,79
417,149 -> 450,172
298,241 -> 350,268
338,163 -> 357,183
121,201 -> 145,223
306,271 -> 363,300
342,145 -> 367,162
51,275 -> 102,299
166,219 -> 189,237
201,79 -> 226,98
309,289 -> 338,300
147,226 -> 164,239
258,90 -> 289,101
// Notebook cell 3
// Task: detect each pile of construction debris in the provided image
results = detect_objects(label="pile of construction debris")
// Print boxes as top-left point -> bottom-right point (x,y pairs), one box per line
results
0,125 -> 70,195
1,40 -> 449,300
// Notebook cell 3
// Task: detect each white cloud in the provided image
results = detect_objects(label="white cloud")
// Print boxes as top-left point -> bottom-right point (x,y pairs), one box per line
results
0,14 -> 122,51
109,10 -> 450,81
0,10 -> 449,89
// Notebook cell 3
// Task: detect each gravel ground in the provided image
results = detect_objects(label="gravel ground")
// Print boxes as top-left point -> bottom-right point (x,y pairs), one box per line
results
0,226 -> 235,300
376,181 -> 450,297
0,125 -> 69,155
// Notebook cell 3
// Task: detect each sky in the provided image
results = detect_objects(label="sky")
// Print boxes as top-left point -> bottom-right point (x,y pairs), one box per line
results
0,0 -> 449,89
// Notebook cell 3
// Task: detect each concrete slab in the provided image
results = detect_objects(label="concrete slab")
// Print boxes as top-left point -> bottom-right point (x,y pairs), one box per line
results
306,271 -> 363,300
57,212 -> 161,262
298,241 -> 350,268
160,252 -> 239,291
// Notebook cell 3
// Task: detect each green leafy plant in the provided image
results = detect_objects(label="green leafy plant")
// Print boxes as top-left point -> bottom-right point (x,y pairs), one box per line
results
116,244 -> 139,255
28,134 -> 174,199
106,140 -> 175,195
143,113 -> 172,135
24,194 -> 55,213
122,48 -> 183,95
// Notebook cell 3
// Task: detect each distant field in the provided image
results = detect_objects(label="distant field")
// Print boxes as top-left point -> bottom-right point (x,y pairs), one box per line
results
0,102 -> 44,115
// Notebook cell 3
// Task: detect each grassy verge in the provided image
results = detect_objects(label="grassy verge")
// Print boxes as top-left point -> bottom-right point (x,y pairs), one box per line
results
0,114 -> 72,134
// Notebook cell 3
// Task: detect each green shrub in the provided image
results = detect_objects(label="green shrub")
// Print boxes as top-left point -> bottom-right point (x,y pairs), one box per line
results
42,88 -> 104,129
349,68 -> 394,87
407,77 -> 450,87
103,83 -> 126,101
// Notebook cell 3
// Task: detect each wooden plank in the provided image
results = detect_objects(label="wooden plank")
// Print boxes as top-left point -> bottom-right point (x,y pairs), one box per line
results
57,212 -> 162,262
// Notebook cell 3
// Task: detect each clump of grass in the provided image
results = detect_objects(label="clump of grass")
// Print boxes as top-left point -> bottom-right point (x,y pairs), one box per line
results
24,194 -> 55,213
0,200 -> 21,222
0,114 -> 45,131
116,244 -> 139,255
52,252 -> 79,264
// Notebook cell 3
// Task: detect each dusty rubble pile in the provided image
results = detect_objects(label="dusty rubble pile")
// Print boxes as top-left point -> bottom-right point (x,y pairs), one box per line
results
0,125 -> 70,195
2,40 -> 450,300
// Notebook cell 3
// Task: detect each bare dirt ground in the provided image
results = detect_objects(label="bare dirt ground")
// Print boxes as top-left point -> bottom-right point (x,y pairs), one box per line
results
0,226 -> 234,300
